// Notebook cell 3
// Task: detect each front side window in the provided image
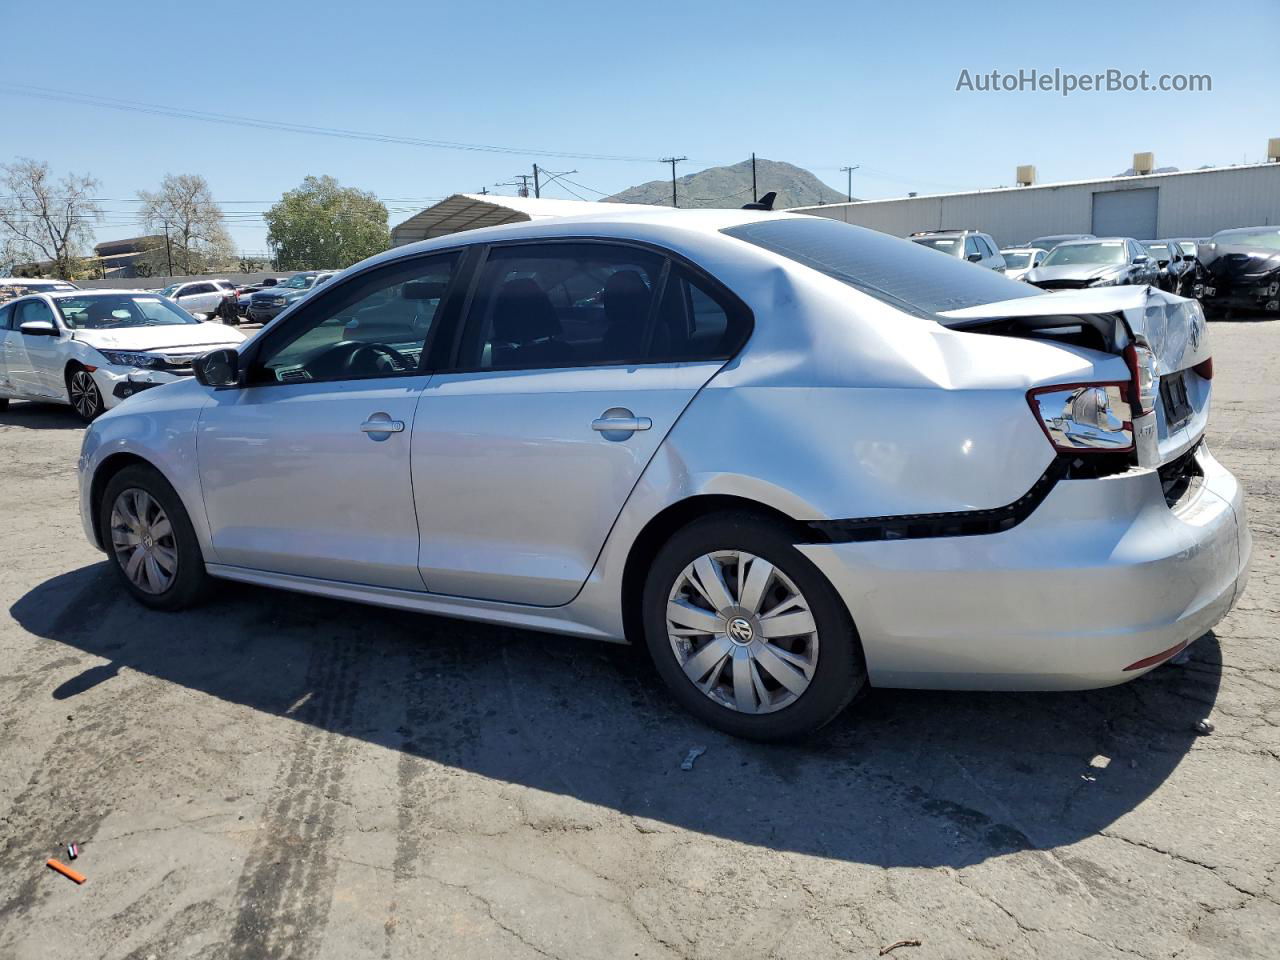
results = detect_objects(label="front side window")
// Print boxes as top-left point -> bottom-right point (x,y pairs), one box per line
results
56,295 -> 199,329
16,299 -> 56,329
459,243 -> 666,370
964,236 -> 982,259
0,303 -> 12,329
254,254 -> 458,383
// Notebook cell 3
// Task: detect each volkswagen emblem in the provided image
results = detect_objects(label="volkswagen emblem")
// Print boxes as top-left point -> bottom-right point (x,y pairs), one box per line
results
726,616 -> 755,645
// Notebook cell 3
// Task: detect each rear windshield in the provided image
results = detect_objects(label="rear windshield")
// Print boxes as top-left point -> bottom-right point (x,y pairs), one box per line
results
910,236 -> 962,255
722,218 -> 1041,321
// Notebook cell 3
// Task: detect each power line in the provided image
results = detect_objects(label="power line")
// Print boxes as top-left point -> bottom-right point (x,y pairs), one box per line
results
0,83 -> 664,163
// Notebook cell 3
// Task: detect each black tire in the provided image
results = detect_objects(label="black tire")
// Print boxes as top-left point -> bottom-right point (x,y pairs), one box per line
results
66,366 -> 105,422
641,512 -> 866,742
99,464 -> 213,611
0,398 -> 8,411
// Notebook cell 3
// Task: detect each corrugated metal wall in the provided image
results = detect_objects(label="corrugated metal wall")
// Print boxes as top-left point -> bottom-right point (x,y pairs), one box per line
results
796,164 -> 1280,247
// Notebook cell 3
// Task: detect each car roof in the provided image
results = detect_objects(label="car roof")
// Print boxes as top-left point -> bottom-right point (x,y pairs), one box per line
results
1000,246 -> 1045,252
1052,237 -> 1131,246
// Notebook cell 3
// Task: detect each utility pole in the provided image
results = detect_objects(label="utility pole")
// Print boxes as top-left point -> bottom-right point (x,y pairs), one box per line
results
661,157 -> 686,208
840,164 -> 860,203
532,164 -> 541,199
163,223 -> 173,276
478,186 -> 489,195
496,175 -> 534,197
751,152 -> 758,203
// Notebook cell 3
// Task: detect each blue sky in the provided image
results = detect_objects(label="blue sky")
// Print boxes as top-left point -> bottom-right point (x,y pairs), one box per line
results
3,0 -> 1276,253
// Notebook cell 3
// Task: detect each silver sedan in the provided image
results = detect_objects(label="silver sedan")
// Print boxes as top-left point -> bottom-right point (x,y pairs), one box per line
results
78,210 -> 1249,740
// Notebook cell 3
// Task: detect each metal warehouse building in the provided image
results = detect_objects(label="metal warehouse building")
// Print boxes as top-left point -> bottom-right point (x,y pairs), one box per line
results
792,162 -> 1280,247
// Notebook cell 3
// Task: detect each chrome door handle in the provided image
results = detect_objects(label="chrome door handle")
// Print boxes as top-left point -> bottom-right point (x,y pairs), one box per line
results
592,408 -> 652,436
592,416 -> 651,432
360,412 -> 405,441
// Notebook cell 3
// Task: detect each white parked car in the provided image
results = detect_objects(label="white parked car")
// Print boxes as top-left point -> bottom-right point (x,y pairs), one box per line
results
159,279 -> 238,318
999,247 -> 1048,281
0,290 -> 245,421
78,210 -> 1249,740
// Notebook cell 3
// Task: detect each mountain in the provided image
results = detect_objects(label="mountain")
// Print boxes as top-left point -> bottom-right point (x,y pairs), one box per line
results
605,158 -> 850,210
1114,166 -> 1180,177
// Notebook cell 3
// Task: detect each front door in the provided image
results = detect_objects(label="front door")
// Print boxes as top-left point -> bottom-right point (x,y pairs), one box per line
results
413,241 -> 750,606
10,298 -> 66,398
197,252 -> 461,590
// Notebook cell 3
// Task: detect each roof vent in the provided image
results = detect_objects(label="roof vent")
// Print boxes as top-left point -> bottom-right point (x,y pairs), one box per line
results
1016,165 -> 1036,187
1133,152 -> 1155,175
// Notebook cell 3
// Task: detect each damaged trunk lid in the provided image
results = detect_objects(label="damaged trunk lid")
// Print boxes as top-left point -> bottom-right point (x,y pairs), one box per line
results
940,286 -> 1212,468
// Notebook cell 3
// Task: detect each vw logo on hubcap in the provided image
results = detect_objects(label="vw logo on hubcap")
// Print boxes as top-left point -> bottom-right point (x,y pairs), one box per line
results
726,616 -> 755,645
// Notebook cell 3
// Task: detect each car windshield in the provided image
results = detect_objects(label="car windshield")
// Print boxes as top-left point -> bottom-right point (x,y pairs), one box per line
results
1211,227 -> 1280,251
1002,252 -> 1032,268
281,275 -> 314,289
159,284 -> 180,297
56,294 -> 200,329
1041,242 -> 1126,267
1144,243 -> 1170,259
723,218 -> 1042,321
910,237 -> 962,255
1,282 -> 74,302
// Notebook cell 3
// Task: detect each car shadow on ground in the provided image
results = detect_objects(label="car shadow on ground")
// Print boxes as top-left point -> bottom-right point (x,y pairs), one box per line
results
12,563 -> 1221,870
0,402 -> 83,430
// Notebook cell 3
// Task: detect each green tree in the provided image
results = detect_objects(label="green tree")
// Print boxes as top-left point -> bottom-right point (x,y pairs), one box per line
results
265,176 -> 389,270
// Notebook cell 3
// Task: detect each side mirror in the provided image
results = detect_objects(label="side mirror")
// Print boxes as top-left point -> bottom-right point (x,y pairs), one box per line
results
1134,255 -> 1150,265
966,252 -> 983,263
1182,254 -> 1197,262
19,320 -> 57,337
193,348 -> 240,388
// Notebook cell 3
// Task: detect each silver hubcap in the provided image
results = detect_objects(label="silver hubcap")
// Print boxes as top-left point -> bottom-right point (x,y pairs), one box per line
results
109,488 -> 178,594
70,371 -> 100,418
666,550 -> 819,714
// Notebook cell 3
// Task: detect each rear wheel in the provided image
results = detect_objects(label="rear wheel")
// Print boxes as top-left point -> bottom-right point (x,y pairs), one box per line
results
99,464 -> 212,610
67,367 -> 104,422
642,512 -> 865,741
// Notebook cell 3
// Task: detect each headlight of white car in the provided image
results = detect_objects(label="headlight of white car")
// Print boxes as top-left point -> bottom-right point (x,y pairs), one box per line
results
98,350 -> 164,368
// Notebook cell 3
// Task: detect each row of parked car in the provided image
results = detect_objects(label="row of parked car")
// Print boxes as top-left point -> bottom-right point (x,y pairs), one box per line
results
157,271 -> 338,324
908,225 -> 1280,315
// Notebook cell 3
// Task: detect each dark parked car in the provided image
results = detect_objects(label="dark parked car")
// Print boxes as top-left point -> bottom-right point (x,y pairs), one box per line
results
246,272 -> 337,323
1196,226 -> 1280,317
1143,240 -> 1198,296
1023,238 -> 1159,290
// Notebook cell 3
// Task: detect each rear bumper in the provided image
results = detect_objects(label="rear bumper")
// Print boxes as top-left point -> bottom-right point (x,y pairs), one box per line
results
799,444 -> 1249,690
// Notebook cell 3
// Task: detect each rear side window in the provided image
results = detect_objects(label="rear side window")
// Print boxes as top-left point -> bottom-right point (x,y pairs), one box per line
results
0,303 -> 11,329
458,244 -> 750,370
724,218 -> 1042,320
651,268 -> 750,362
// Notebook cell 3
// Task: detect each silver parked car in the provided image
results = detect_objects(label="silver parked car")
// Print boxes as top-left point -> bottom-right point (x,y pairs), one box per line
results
78,211 -> 1249,740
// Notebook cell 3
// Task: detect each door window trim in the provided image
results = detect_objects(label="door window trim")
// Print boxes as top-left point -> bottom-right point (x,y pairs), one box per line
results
241,249 -> 469,388
444,236 -> 754,375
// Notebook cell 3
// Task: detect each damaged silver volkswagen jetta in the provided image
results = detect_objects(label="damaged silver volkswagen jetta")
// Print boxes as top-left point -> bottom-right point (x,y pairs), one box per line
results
78,210 -> 1250,740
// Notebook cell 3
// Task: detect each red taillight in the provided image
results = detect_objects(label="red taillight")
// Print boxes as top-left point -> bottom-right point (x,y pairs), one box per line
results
1124,343 -> 1157,417
1192,357 -> 1214,380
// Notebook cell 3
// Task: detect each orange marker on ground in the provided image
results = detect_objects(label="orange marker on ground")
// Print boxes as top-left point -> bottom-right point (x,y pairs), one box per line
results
46,859 -> 86,884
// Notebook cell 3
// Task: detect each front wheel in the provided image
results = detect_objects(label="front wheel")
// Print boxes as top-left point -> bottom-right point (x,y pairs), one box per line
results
642,512 -> 865,741
99,464 -> 212,610
67,368 -> 104,422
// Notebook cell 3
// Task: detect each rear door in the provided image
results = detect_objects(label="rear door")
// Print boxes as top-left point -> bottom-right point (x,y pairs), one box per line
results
411,241 -> 750,606
0,302 -> 15,395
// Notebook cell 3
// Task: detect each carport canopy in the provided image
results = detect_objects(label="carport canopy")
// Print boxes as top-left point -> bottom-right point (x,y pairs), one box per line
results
390,193 -> 658,246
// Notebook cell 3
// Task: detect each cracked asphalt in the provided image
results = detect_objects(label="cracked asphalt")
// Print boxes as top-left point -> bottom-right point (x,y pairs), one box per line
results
1,321 -> 1277,959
